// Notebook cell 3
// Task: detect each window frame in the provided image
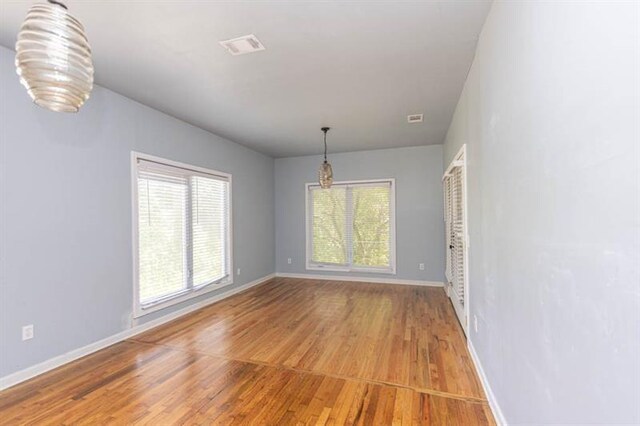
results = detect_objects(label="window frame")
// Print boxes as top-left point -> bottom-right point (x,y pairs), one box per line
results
131,151 -> 233,318
305,178 -> 397,275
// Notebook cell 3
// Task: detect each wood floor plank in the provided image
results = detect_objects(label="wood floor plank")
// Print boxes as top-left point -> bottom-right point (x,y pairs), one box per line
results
0,278 -> 493,425
135,278 -> 485,398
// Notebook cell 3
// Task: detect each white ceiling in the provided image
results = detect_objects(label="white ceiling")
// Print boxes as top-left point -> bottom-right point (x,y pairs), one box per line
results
0,1 -> 491,157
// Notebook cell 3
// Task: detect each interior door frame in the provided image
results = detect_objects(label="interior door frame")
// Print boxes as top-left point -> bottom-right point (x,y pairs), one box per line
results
442,144 -> 470,334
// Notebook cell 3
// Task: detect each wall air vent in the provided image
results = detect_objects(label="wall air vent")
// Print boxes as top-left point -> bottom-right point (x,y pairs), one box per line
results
219,34 -> 266,56
407,114 -> 424,123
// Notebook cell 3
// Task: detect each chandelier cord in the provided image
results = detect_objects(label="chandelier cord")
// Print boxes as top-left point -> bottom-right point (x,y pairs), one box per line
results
323,131 -> 327,162
322,127 -> 330,163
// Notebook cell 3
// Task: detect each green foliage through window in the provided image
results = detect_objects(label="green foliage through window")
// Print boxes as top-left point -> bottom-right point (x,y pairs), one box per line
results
309,181 -> 393,270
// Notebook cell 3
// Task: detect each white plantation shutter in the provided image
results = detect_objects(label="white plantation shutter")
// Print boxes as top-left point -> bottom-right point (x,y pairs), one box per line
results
444,176 -> 453,283
135,158 -> 231,312
444,163 -> 466,307
443,146 -> 468,330
451,166 -> 465,305
308,180 -> 394,272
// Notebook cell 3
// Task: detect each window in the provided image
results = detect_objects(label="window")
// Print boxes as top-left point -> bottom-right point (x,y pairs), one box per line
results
132,153 -> 232,316
306,179 -> 396,273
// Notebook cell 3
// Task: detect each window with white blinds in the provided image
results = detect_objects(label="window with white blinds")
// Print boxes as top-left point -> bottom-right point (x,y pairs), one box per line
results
306,180 -> 395,273
133,154 -> 232,316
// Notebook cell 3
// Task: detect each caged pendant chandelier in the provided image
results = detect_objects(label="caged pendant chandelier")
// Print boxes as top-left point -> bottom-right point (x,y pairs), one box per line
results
318,127 -> 333,189
15,0 -> 94,113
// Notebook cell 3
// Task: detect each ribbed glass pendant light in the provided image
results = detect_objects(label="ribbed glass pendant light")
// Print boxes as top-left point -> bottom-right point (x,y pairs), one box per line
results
15,0 -> 94,113
318,127 -> 333,189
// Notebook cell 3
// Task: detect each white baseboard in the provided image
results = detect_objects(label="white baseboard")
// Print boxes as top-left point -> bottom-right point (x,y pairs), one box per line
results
468,339 -> 507,425
0,273 -> 275,391
275,272 -> 443,287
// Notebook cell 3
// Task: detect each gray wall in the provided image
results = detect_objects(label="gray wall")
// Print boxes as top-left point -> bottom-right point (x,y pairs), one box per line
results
0,46 -> 275,377
443,2 -> 639,424
275,145 -> 445,283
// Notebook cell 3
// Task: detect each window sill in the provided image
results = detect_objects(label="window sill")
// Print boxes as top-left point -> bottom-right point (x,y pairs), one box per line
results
133,278 -> 234,318
306,264 -> 396,275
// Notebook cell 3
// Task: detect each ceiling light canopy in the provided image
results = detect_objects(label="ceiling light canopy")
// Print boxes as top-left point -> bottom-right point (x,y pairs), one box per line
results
318,127 -> 333,189
15,0 -> 94,113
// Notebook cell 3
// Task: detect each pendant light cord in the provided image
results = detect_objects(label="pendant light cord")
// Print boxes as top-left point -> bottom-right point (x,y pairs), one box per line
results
324,132 -> 327,161
321,127 -> 330,163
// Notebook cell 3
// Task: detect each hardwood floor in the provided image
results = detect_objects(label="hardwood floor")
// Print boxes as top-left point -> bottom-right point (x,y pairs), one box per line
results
0,277 -> 494,425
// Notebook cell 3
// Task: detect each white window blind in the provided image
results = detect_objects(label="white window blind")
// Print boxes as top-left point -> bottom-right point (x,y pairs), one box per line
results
311,185 -> 348,265
307,180 -> 395,273
134,156 -> 231,314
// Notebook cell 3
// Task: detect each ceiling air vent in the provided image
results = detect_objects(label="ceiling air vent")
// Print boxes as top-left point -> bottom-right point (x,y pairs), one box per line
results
407,114 -> 424,123
219,34 -> 266,56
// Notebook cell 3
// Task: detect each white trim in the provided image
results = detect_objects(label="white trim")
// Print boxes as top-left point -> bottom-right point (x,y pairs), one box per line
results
306,178 -> 395,189
130,151 -> 234,318
133,151 -> 233,180
304,178 -> 397,275
468,340 -> 507,425
305,264 -> 396,274
459,145 -> 470,333
442,144 -> 467,178
0,273 -> 275,392
276,272 -> 443,287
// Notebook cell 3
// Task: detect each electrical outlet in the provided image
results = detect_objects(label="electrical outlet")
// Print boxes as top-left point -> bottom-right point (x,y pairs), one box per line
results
237,268 -> 241,276
22,324 -> 34,341
287,258 -> 292,264
418,263 -> 425,271
474,315 -> 478,333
